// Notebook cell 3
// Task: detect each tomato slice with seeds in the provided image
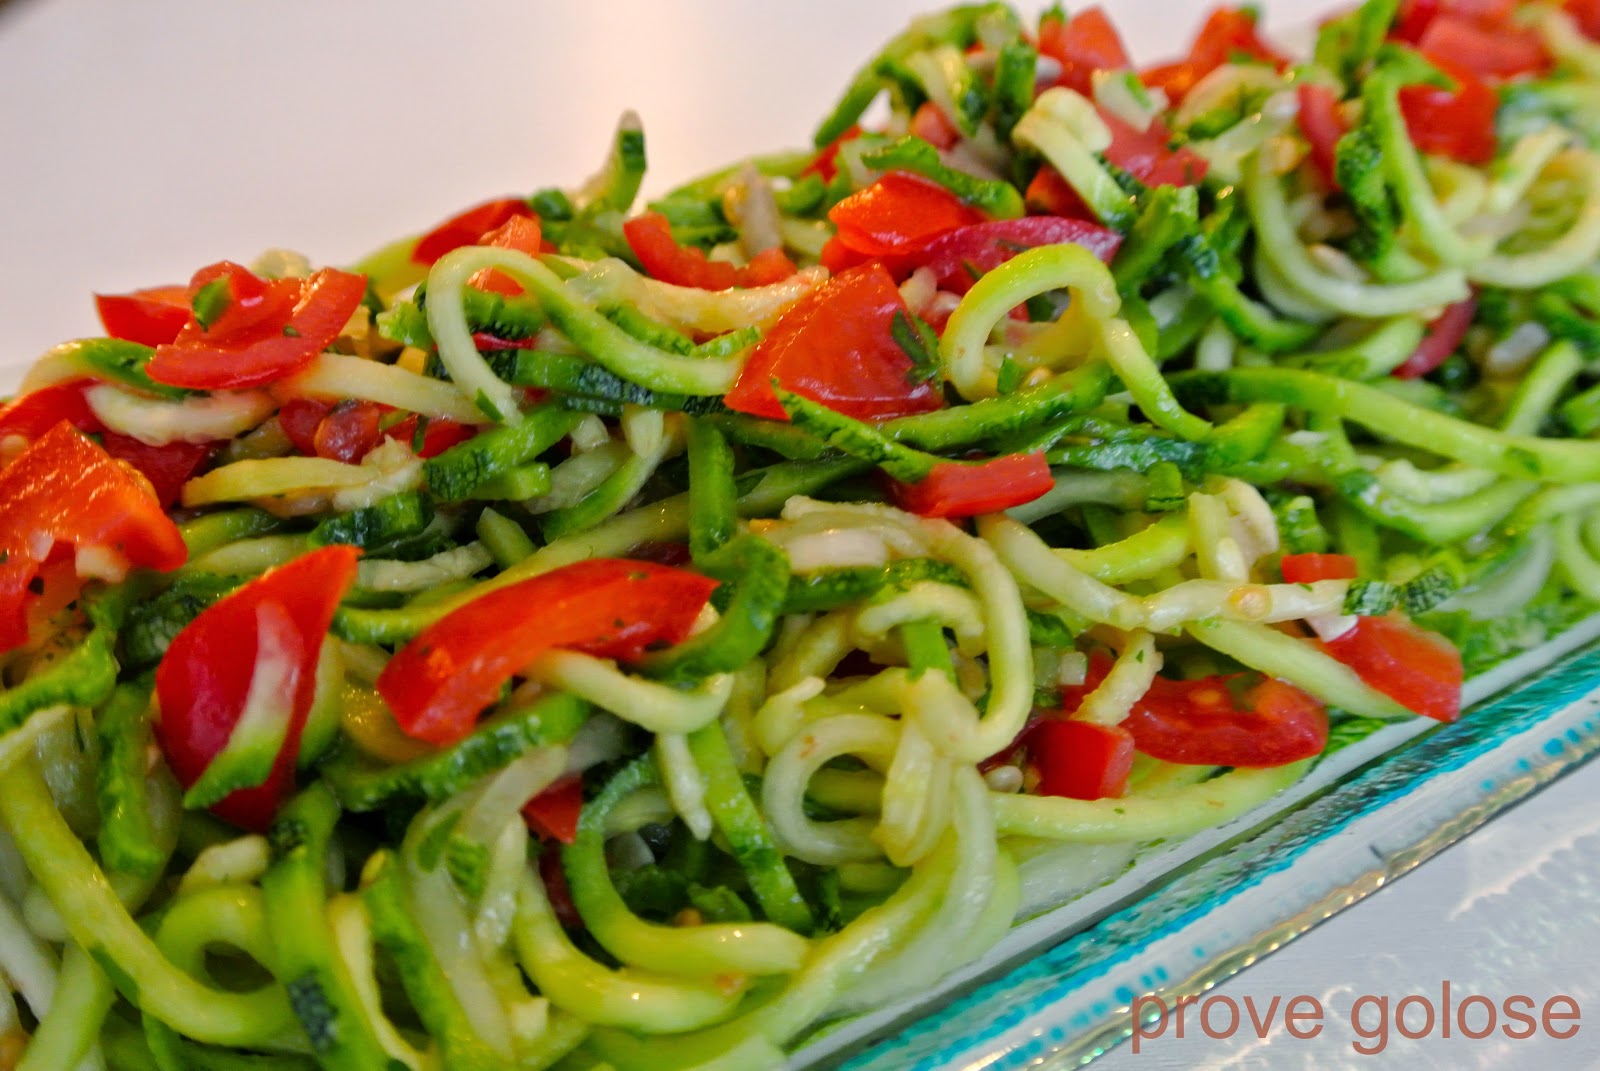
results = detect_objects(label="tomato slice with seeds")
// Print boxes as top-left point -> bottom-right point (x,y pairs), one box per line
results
1122,674 -> 1330,766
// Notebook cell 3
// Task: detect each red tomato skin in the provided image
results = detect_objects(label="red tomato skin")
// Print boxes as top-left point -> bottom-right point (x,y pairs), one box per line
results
100,434 -> 215,509
819,236 -> 874,275
0,423 -> 187,651
623,212 -> 793,291
1026,114 -> 1207,220
1031,719 -> 1136,799
1039,5 -> 1132,97
1417,16 -> 1549,79
1123,675 -> 1331,766
1141,6 -> 1287,101
802,125 -> 862,183
470,215 -> 544,296
522,775 -> 584,844
828,172 -> 988,256
1321,615 -> 1464,722
382,415 -> 478,459
148,266 -> 367,391
376,559 -> 719,746
723,262 -> 945,422
1397,59 -> 1498,165
311,401 -> 384,464
887,452 -> 1055,518
154,546 -> 360,832
0,381 -> 101,442
1280,552 -> 1359,583
910,102 -> 962,150
1394,0 -> 1441,43
95,286 -> 192,346
277,398 -> 331,456
1567,0 -> 1600,40
1296,84 -> 1350,189
413,198 -> 535,266
878,217 -> 1122,293
1393,294 -> 1477,378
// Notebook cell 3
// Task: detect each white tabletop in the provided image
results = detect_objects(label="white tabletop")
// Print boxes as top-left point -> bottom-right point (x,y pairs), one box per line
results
3,2 -> 1598,1068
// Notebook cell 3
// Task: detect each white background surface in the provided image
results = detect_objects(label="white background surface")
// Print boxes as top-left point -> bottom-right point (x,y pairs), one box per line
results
2,1 -> 1598,1067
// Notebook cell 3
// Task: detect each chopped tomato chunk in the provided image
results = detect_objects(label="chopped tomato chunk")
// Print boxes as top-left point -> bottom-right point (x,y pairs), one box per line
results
522,776 -> 585,844
1122,675 -> 1330,766
1321,615 -> 1464,722
828,172 -> 987,256
1038,5 -> 1132,97
724,262 -> 944,422
413,197 -> 535,266
1031,719 -> 1136,800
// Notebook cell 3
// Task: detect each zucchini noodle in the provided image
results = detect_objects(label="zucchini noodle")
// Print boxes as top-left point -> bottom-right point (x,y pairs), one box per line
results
7,2 -> 1600,1067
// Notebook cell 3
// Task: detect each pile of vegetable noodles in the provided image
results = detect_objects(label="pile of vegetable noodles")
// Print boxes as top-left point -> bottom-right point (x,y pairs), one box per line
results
8,0 -> 1600,1065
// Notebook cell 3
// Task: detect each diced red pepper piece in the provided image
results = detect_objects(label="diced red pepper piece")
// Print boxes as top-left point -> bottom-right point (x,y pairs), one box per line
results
376,559 -> 718,746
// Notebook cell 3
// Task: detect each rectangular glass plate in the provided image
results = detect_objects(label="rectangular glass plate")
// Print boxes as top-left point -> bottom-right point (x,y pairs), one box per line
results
784,617 -> 1600,1069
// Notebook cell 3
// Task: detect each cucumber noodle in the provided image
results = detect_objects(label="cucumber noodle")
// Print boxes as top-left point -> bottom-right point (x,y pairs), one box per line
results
5,2 -> 1600,1068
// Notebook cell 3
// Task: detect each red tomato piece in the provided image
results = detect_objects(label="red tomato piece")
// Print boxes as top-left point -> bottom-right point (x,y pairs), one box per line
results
1280,552 -> 1359,583
154,546 -> 360,831
276,398 -> 331,456
1397,58 -> 1498,164
413,197 -> 535,266
94,285 -> 192,346
802,124 -> 862,183
877,217 -> 1123,293
376,559 -> 719,746
1030,719 -> 1136,800
1417,15 -> 1549,80
1296,84 -> 1350,190
624,211 -> 739,290
100,433 -> 215,509
1025,165 -> 1089,219
312,401 -> 384,464
1394,0 -> 1441,43
382,415 -> 479,459
1321,615 -> 1464,722
1142,6 -> 1287,101
828,172 -> 988,257
741,247 -> 799,287
1567,0 -> 1600,40
1038,5 -> 1132,97
0,424 -> 187,652
724,262 -> 944,422
1122,675 -> 1330,766
623,212 -> 793,291
886,451 -> 1054,518
0,381 -> 100,442
910,101 -> 962,150
819,235 -> 874,275
1393,294 -> 1477,378
522,775 -> 584,844
1105,114 -> 1210,188
148,265 -> 367,390
470,215 -> 544,296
